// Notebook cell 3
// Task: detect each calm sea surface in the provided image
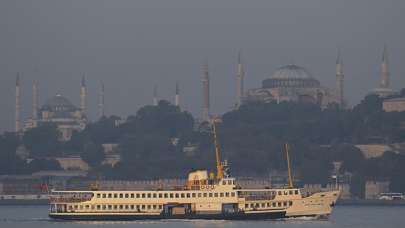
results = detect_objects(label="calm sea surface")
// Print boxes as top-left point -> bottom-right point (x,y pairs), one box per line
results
0,205 -> 404,228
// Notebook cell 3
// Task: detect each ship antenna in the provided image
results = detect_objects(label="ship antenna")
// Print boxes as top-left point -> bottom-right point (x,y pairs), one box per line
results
285,143 -> 294,188
211,119 -> 223,179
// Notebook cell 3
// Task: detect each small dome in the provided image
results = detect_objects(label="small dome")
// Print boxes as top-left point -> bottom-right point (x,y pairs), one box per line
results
41,94 -> 78,113
262,64 -> 320,89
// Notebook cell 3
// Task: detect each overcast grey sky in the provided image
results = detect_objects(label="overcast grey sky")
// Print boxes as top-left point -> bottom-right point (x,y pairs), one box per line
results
1,0 -> 404,132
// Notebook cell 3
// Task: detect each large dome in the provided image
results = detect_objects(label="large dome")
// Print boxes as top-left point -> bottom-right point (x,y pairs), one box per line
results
262,64 -> 320,89
41,94 -> 78,113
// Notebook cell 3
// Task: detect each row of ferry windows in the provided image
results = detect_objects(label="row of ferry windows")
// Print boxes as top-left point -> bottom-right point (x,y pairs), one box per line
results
96,192 -> 236,199
70,204 -> 163,211
278,190 -> 299,196
245,201 -> 293,209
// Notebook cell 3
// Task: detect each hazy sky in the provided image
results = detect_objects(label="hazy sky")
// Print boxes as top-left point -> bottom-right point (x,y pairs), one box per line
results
1,0 -> 405,132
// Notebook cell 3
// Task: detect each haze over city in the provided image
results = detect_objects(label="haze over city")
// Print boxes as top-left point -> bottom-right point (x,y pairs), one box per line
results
1,0 -> 405,132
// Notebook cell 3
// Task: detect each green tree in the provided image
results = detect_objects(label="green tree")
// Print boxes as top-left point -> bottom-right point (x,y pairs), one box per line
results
81,142 -> 105,168
22,123 -> 60,157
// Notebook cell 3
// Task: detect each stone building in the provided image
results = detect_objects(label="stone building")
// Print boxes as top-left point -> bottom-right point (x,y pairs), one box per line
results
383,97 -> 405,112
245,64 -> 340,108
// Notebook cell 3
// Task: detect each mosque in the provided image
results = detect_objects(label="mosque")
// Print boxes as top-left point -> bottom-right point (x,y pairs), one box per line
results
244,64 -> 341,108
15,76 -> 105,141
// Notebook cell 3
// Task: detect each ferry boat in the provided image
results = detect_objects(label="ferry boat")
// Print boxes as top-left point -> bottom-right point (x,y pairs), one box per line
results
48,121 -> 340,220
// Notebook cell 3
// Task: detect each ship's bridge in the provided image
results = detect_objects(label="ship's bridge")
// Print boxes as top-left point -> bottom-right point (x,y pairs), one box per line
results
186,170 -> 236,191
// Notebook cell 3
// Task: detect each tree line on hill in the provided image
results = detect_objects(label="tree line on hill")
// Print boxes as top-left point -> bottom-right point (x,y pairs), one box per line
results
1,94 -> 405,197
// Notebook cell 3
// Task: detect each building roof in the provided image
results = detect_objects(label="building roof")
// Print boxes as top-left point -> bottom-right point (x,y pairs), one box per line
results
262,64 -> 320,89
41,94 -> 79,112
384,97 -> 405,102
270,64 -> 314,80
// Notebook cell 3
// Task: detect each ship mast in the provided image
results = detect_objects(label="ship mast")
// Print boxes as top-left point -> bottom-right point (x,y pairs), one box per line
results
211,120 -> 223,179
285,143 -> 294,188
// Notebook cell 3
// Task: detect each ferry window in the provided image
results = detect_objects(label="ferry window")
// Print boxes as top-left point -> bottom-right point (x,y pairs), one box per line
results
295,190 -> 299,195
231,193 -> 235,197
192,193 -> 196,198
119,194 -> 123,198
97,205 -> 101,210
142,193 -> 146,198
79,205 -> 83,209
153,205 -> 156,209
91,205 -> 95,210
131,205 -> 134,209
108,193 -> 112,198
278,202 -> 282,207
114,194 -> 118,198
225,192 -> 229,197
159,205 -> 162,209
209,193 -> 213,197
255,203 -> 259,208
289,201 -> 293,206
125,205 -> 129,209
147,205 -> 151,209
222,181 -> 226,185
284,191 -> 288,195
187,193 -> 191,198
102,205 -> 106,210
220,193 -> 224,197
125,194 -> 129,198
272,202 -> 276,207
136,193 -> 140,198
108,205 -> 112,210
289,190 -> 293,195
147,193 -> 151,198
131,193 -> 135,198
170,193 -> 174,198
164,193 -> 168,198
175,193 -> 179,198
245,204 -> 249,208
181,193 -> 185,198
114,205 -> 118,209
214,193 -> 218,197
142,205 -> 145,209
283,202 -> 287,206
137,205 -> 140,210
74,205 -> 78,209
198,193 -> 202,197
203,193 -> 207,197
261,203 -> 265,207
228,180 -> 232,185
250,203 -> 254,208
119,205 -> 123,209
102,194 -> 106,198
97,194 -> 101,198
85,205 -> 90,209
267,203 -> 270,207
232,180 -> 235,185
153,193 -> 157,198
158,193 -> 162,198
278,191 -> 282,196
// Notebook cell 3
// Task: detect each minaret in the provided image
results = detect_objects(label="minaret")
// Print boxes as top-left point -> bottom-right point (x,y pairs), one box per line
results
202,62 -> 210,121
175,81 -> 180,107
153,84 -> 158,106
32,80 -> 39,126
15,73 -> 21,132
380,45 -> 390,89
80,75 -> 87,116
336,50 -> 344,107
236,51 -> 245,108
98,82 -> 105,119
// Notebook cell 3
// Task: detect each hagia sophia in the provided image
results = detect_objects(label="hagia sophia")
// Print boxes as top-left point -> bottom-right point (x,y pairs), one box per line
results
14,47 -> 397,139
